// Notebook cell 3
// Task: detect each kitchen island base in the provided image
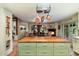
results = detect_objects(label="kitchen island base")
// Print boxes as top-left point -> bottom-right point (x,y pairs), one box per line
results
19,42 -> 71,56
18,37 -> 71,56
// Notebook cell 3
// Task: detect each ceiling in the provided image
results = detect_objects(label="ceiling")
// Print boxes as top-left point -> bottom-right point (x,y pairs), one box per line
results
0,3 -> 79,22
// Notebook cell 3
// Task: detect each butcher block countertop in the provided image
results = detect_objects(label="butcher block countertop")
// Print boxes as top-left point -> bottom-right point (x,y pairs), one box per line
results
18,36 -> 71,43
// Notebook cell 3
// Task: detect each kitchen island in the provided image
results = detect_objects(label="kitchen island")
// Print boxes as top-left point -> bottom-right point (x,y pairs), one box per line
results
18,36 -> 71,56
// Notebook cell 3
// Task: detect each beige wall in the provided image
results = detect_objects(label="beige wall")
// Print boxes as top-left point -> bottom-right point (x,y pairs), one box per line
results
4,8 -> 13,55
19,20 -> 28,32
0,8 -> 6,55
58,13 -> 78,24
0,8 -> 13,55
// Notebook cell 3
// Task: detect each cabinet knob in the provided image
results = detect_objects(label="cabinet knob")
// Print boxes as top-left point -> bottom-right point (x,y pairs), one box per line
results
43,45 -> 47,47
26,52 -> 30,54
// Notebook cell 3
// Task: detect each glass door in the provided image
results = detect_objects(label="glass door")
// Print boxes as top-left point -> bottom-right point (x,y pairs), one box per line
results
64,25 -> 69,38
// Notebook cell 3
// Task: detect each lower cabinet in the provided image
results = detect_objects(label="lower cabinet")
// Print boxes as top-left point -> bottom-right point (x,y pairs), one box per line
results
53,43 -> 70,56
73,39 -> 79,54
37,43 -> 53,56
0,49 -> 2,56
19,43 -> 36,56
19,43 -> 70,56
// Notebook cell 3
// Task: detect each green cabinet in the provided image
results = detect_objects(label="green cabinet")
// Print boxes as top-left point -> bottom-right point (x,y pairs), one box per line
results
73,38 -> 79,54
37,50 -> 52,56
0,49 -> 2,56
19,43 -> 36,56
37,43 -> 53,56
19,42 -> 70,56
53,43 -> 70,56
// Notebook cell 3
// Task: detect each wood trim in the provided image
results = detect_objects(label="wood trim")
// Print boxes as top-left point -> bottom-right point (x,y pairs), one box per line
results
16,19 -> 18,35
12,15 -> 19,35
17,37 -> 71,43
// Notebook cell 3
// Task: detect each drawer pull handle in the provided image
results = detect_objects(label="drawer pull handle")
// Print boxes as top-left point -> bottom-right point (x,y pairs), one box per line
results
59,45 -> 64,47
42,52 -> 47,54
26,52 -> 30,54
43,46 -> 47,47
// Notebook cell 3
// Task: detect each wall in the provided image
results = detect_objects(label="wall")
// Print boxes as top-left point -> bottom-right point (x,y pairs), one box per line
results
0,8 -> 13,55
0,8 -> 6,56
17,18 -> 59,36
57,13 -> 78,38
17,20 -> 29,39
17,13 -> 79,37
3,8 -> 13,55
19,21 -> 28,32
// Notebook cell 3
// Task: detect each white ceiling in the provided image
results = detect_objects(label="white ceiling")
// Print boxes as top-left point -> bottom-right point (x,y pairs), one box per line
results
0,3 -> 79,22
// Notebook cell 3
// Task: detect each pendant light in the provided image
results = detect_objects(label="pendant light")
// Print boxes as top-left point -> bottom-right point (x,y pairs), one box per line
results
35,4 -> 51,23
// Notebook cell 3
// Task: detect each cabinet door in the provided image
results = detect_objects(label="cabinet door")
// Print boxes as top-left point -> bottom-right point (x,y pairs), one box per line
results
54,43 -> 70,56
37,43 -> 53,56
37,50 -> 52,56
19,43 -> 36,56
0,48 -> 3,56
19,50 -> 36,56
74,39 -> 79,54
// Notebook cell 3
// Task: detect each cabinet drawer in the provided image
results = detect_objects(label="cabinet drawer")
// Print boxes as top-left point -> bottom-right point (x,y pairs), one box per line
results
19,43 -> 36,50
37,43 -> 53,51
19,43 -> 36,56
19,47 -> 36,52
37,43 -> 53,56
54,43 -> 70,50
54,43 -> 70,48
54,46 -> 69,51
19,43 -> 36,47
19,46 -> 36,51
19,51 -> 36,56
54,50 -> 69,56
37,51 -> 52,56
54,43 -> 70,56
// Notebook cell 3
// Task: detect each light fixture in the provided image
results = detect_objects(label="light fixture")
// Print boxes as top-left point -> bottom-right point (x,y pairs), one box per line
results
35,4 -> 51,23
36,4 -> 51,14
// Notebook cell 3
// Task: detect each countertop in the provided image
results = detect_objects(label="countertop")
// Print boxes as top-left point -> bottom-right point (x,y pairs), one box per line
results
17,36 -> 71,43
74,36 -> 79,39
